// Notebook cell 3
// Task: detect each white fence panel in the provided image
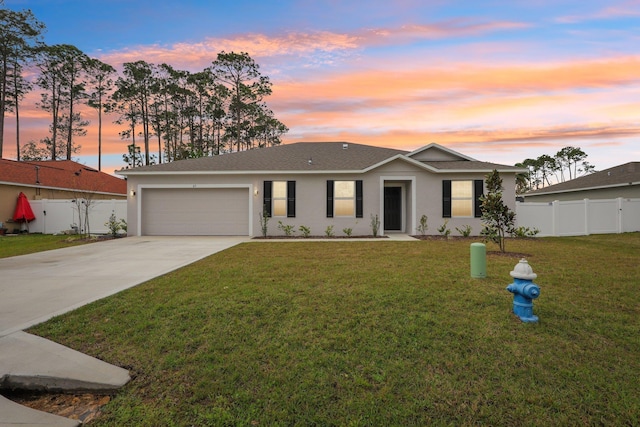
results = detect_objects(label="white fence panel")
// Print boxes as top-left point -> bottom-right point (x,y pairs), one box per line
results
516,198 -> 640,237
514,202 -> 554,236
587,199 -> 618,235
557,200 -> 586,236
622,199 -> 640,232
25,199 -> 127,235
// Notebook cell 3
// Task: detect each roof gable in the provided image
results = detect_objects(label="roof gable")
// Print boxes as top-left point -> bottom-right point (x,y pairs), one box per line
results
526,162 -> 640,195
408,143 -> 477,162
0,159 -> 126,195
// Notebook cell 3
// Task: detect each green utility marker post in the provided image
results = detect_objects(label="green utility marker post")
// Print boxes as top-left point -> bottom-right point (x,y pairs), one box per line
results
470,242 -> 487,278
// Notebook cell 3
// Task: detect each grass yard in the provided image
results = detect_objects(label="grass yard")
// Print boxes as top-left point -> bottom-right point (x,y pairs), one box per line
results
0,233 -> 93,258
29,234 -> 640,426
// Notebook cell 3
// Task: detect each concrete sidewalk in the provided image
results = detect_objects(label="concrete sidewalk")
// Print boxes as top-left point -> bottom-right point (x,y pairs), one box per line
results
0,236 -> 246,426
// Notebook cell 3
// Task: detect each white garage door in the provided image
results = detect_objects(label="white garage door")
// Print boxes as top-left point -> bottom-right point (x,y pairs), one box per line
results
141,188 -> 249,236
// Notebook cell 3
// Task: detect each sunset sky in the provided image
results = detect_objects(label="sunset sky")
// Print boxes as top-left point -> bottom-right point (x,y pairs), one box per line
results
3,0 -> 640,175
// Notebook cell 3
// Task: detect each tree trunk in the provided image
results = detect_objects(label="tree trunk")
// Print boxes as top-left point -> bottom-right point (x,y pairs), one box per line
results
67,93 -> 73,160
51,80 -> 59,160
0,60 -> 7,158
96,89 -> 102,170
15,93 -> 20,161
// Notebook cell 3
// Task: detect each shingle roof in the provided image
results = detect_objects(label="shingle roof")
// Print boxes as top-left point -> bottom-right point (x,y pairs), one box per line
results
526,162 -> 640,195
118,142 -> 407,174
0,159 -> 127,195
117,141 -> 523,175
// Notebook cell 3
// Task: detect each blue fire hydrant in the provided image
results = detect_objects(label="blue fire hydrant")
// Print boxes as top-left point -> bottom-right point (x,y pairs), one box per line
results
507,259 -> 540,323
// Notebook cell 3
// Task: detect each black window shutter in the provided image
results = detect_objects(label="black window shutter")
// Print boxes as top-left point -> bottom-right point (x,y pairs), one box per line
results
263,181 -> 272,217
355,180 -> 363,218
474,179 -> 484,218
287,181 -> 296,218
326,180 -> 334,218
442,180 -> 452,218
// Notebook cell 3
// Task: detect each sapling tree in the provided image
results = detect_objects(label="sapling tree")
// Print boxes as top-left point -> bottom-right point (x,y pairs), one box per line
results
258,208 -> 269,237
480,169 -> 516,252
105,212 -> 122,237
370,214 -> 380,237
417,214 -> 428,235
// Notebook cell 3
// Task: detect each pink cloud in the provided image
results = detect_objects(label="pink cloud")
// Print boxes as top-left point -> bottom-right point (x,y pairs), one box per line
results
556,0 -> 640,23
94,17 -> 530,72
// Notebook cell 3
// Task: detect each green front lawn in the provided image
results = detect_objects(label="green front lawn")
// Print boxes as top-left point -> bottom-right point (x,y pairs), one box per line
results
0,234 -> 93,258
29,234 -> 640,426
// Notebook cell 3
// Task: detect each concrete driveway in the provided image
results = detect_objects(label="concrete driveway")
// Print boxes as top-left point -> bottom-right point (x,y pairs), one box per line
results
0,236 -> 247,337
0,236 -> 246,426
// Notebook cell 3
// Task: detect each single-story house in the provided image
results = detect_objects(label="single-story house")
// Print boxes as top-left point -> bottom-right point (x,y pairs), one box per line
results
116,142 -> 524,237
0,159 -> 127,227
522,162 -> 640,202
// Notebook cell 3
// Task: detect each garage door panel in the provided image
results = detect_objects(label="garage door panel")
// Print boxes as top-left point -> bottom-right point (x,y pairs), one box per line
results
141,188 -> 249,236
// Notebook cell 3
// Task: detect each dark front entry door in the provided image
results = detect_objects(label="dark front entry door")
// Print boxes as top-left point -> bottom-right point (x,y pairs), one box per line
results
384,187 -> 402,231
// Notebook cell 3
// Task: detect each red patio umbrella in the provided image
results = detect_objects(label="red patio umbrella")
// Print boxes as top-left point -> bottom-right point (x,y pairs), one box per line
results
13,192 -> 36,231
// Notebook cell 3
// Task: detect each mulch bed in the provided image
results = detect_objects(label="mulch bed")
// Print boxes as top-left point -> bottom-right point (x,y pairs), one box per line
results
5,391 -> 111,424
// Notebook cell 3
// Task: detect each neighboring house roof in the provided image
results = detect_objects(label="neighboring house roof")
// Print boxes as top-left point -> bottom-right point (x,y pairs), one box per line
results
525,162 -> 640,196
0,159 -> 127,195
117,142 -> 524,176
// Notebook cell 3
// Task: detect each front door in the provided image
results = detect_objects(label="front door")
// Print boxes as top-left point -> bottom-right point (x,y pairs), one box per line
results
384,187 -> 402,231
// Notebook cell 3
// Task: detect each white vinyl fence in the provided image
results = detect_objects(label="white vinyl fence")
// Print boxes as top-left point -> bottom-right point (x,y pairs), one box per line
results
7,199 -> 127,235
516,198 -> 640,237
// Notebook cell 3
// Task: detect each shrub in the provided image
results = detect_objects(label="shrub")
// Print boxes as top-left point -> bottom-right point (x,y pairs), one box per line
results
299,225 -> 311,238
456,225 -> 472,237
511,226 -> 540,238
437,219 -> 451,239
343,227 -> 353,237
277,221 -> 295,237
105,212 -> 123,237
325,225 -> 335,237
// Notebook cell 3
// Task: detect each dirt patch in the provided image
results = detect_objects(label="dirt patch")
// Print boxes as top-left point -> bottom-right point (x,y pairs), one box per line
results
410,235 -> 476,241
487,251 -> 532,258
5,391 -> 110,424
410,235 -> 532,258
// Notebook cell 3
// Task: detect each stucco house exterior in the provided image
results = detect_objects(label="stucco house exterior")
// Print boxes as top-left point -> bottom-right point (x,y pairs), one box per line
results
522,162 -> 640,202
116,142 -> 524,237
1,159 -> 126,228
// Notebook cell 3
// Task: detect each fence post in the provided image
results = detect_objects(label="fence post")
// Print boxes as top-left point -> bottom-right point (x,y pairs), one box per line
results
42,199 -> 47,234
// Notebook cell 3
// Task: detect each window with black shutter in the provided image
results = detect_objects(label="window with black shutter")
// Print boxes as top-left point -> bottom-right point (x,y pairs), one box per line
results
263,181 -> 272,217
442,180 -> 452,218
326,180 -> 334,218
264,181 -> 295,217
287,181 -> 296,218
474,179 -> 484,218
